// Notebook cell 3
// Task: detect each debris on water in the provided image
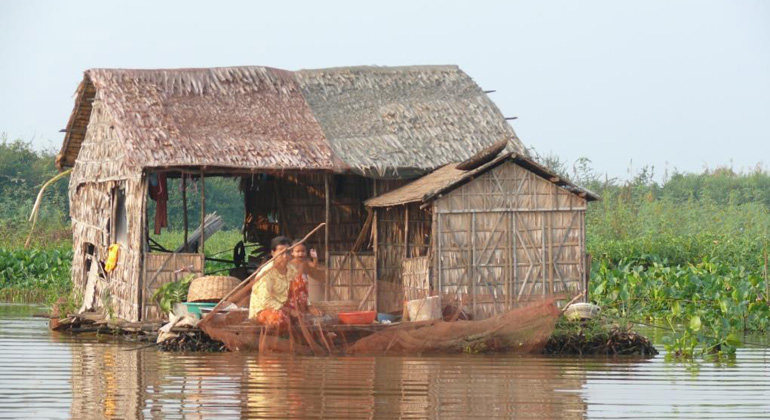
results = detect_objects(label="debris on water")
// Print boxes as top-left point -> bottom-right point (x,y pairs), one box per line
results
157,330 -> 227,352
544,318 -> 658,356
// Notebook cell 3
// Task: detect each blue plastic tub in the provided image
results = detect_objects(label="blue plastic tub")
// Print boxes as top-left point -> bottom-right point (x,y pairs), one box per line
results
376,313 -> 398,323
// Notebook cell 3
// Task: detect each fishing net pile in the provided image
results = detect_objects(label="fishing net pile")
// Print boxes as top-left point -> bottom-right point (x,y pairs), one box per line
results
200,298 -> 561,356
346,298 -> 560,355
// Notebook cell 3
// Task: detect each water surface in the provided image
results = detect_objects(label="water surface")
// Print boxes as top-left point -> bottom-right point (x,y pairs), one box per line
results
1,303 -> 769,419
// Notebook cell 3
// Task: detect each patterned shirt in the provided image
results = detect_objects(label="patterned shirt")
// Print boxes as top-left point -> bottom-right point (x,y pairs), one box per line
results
248,263 -> 299,319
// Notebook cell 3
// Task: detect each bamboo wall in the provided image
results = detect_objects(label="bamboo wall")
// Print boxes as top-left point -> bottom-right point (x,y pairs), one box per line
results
328,252 -> 376,310
434,161 -> 587,319
142,253 -> 205,321
375,204 -> 432,311
68,99 -> 145,322
243,174 -> 370,257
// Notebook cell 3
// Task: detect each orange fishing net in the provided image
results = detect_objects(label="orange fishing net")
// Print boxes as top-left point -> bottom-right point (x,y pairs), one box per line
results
201,298 -> 561,356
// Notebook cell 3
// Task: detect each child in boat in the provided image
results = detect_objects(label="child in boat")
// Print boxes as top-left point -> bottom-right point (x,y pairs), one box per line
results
248,236 -> 319,331
289,240 -> 327,303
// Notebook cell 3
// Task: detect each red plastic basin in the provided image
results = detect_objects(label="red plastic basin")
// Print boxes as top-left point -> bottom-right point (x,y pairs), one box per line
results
338,311 -> 377,325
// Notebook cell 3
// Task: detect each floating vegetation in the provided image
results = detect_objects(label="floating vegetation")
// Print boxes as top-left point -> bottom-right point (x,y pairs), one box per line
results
544,317 -> 657,356
157,331 -> 227,352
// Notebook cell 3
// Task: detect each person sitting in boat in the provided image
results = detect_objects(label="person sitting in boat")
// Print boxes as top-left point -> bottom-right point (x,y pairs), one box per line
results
248,236 -> 320,331
289,240 -> 327,303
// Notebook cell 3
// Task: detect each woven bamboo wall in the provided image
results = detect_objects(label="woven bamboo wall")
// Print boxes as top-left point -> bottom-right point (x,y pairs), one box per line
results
434,161 -> 587,319
375,203 -> 432,312
243,174 -> 370,256
376,204 -> 431,281
142,253 -> 205,321
402,256 -> 430,301
68,99 -> 145,321
328,253 -> 376,310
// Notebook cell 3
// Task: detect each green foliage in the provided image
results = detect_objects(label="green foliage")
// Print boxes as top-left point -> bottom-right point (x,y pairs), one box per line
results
0,135 -> 70,230
580,160 -> 770,359
0,247 -> 73,302
152,274 -> 194,314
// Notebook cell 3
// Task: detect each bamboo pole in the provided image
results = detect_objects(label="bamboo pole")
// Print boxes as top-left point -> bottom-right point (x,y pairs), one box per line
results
198,223 -> 326,326
200,170 -> 205,255
25,169 -> 72,248
324,174 -> 330,301
764,245 -> 770,301
182,175 -> 188,252
404,206 -> 410,259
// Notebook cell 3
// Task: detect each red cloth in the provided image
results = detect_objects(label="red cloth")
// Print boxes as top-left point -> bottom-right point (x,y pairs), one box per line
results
148,173 -> 168,234
256,274 -> 309,332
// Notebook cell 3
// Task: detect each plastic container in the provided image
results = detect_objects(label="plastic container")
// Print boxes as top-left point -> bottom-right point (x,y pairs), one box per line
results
338,311 -> 377,325
376,313 -> 398,323
406,296 -> 442,321
183,302 -> 217,317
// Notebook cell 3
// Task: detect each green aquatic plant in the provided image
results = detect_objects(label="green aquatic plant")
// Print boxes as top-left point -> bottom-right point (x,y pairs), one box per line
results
0,247 -> 72,302
590,257 -> 767,357
152,274 -> 195,314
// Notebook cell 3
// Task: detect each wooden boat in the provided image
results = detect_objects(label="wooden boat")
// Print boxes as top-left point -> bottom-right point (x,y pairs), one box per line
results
199,298 -> 561,356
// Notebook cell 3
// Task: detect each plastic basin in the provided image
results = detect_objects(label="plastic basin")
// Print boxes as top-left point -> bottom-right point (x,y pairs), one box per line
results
338,311 -> 376,325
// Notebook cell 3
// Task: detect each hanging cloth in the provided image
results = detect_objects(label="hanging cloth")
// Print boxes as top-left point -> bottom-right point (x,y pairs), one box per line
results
148,173 -> 169,234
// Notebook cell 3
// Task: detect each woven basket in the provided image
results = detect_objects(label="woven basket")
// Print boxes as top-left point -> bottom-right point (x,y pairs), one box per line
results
312,300 -> 360,315
187,276 -> 241,303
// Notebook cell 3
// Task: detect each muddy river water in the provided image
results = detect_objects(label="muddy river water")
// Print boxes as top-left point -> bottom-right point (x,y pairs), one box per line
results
1,303 -> 769,419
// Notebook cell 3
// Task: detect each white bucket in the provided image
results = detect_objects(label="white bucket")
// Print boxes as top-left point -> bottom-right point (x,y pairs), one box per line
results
406,296 -> 442,321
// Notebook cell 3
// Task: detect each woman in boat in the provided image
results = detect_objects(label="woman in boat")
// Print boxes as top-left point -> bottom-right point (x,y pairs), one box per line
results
248,236 -> 319,332
289,240 -> 326,303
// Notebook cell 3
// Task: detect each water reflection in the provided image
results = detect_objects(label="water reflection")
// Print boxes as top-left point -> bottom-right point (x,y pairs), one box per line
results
2,304 -> 770,419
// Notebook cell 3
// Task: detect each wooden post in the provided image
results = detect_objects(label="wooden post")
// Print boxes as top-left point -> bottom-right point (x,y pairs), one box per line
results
324,174 -> 330,301
200,170 -> 206,255
138,176 -> 148,322
436,211 -> 442,303
470,212 -> 476,317
404,206 -> 409,259
541,213 -> 546,296
372,180 -> 378,312
372,209 -> 378,313
182,175 -> 188,252
543,212 -> 554,295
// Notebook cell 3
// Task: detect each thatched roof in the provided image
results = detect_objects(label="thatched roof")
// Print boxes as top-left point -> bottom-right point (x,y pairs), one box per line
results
296,66 -> 522,177
365,152 -> 600,208
57,65 -> 524,177
57,67 -> 337,172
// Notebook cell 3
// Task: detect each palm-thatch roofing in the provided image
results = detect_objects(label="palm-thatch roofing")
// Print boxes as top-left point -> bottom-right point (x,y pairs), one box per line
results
57,65 -> 524,177
295,66 -> 521,177
365,152 -> 600,208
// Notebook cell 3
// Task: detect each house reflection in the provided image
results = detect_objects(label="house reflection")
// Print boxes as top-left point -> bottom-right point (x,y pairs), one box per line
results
70,344 -> 586,419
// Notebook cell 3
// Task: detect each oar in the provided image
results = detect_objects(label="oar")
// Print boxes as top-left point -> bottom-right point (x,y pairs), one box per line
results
198,222 -> 326,327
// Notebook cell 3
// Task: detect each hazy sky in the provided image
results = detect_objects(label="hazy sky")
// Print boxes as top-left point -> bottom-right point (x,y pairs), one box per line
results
1,0 -> 768,181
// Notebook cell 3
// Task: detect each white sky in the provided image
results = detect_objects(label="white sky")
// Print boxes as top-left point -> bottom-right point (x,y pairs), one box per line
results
1,0 -> 768,181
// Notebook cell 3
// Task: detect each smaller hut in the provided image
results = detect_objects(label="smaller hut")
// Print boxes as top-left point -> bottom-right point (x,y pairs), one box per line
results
366,146 -> 599,319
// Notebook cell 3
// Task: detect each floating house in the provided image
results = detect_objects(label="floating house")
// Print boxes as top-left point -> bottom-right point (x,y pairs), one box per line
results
56,65 -> 595,323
